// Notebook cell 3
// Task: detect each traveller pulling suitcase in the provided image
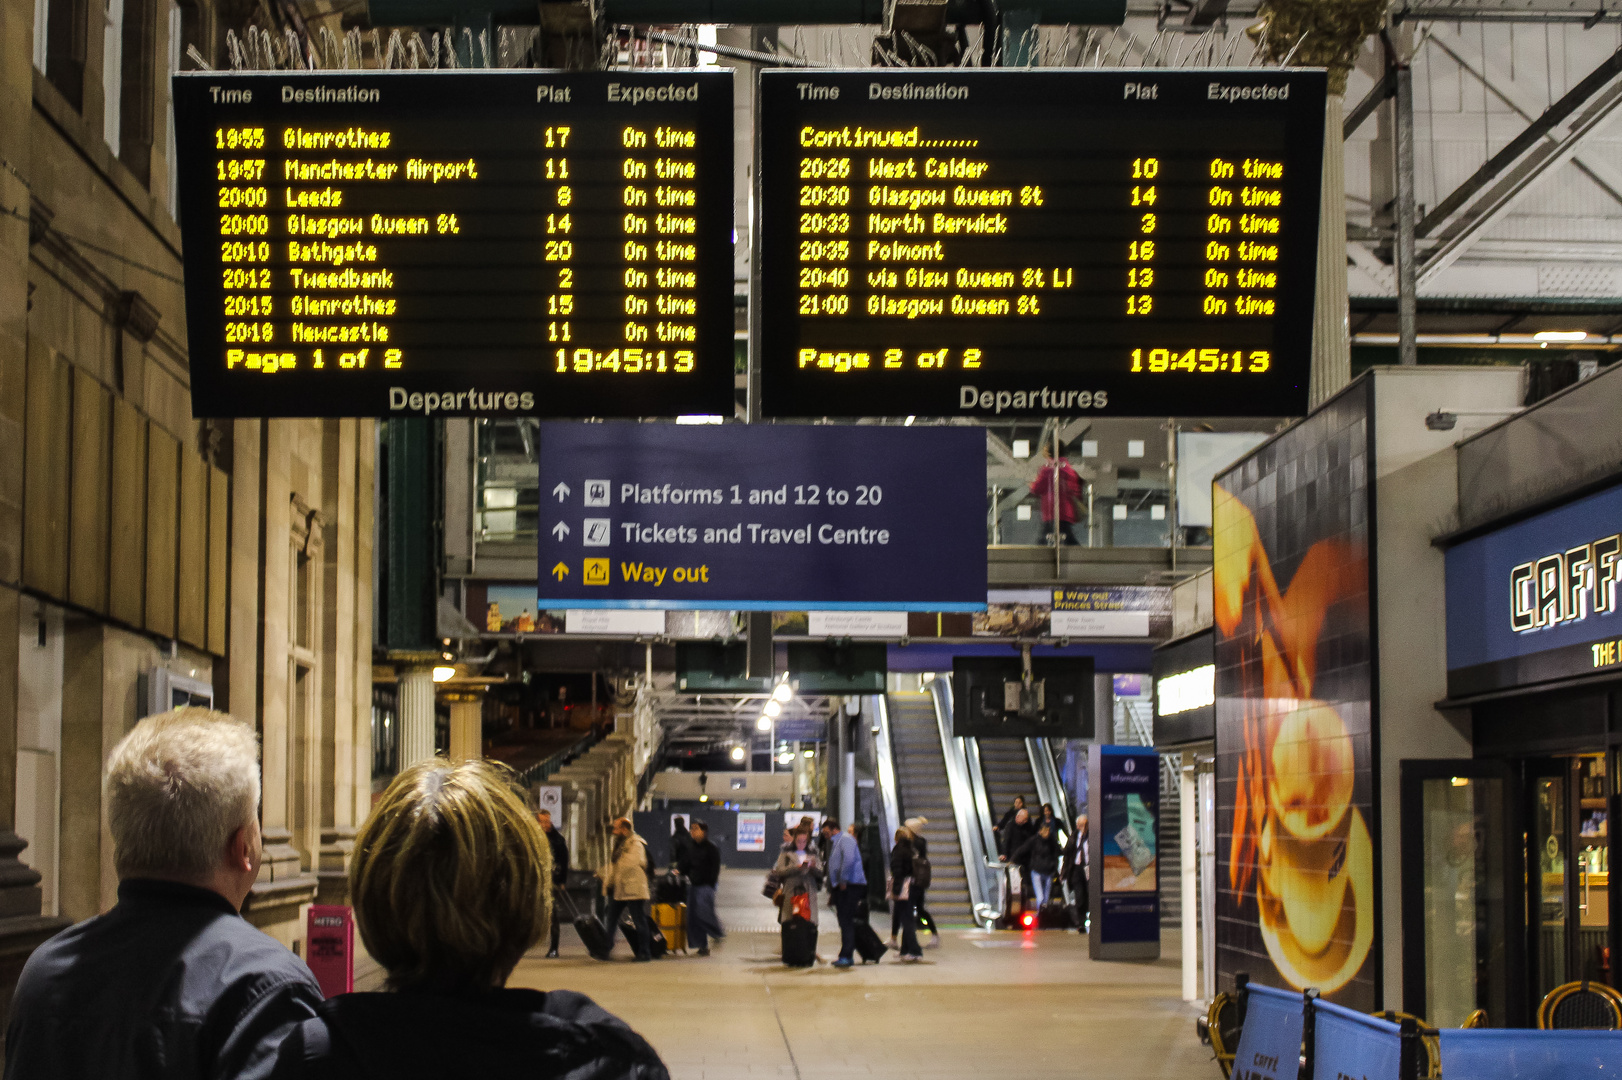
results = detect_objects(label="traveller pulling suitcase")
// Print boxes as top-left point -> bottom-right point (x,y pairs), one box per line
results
852,898 -> 887,963
558,888 -> 612,960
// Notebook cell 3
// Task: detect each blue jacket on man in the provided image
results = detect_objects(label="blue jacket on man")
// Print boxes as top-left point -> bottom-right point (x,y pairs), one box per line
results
827,830 -> 866,889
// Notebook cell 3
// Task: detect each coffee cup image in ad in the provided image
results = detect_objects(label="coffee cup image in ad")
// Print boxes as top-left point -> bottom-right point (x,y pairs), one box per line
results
1256,699 -> 1373,994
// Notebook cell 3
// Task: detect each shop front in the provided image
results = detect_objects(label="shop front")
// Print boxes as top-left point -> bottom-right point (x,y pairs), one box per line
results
1417,477 -> 1622,1027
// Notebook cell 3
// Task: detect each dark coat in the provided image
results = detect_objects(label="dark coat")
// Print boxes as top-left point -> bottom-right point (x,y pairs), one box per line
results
889,839 -> 916,892
1061,833 -> 1089,886
544,826 -> 570,886
681,838 -> 721,887
1012,831 -> 1061,876
668,827 -> 692,871
1002,819 -> 1037,865
6,879 -> 323,1080
271,987 -> 668,1080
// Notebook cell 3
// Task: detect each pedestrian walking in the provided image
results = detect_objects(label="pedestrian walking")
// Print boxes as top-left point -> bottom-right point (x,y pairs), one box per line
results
537,809 -> 569,957
1029,443 -> 1083,546
902,817 -> 940,947
1012,824 -> 1062,908
888,829 -> 924,962
684,820 -> 724,956
1062,814 -> 1091,930
598,818 -> 654,961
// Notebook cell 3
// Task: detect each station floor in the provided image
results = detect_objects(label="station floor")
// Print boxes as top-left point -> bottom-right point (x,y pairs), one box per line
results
502,869 -> 1215,1080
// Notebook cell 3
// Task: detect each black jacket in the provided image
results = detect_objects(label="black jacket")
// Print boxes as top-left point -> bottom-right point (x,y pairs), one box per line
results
544,826 -> 570,886
270,987 -> 669,1080
995,804 -> 1027,836
1012,831 -> 1061,876
681,839 -> 721,887
5,878 -> 323,1080
889,841 -> 916,889
1061,833 -> 1089,883
1002,819 -> 1037,864
668,828 -> 692,871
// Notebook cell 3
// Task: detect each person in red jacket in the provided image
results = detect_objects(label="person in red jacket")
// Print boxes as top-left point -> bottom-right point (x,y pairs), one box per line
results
1029,444 -> 1084,546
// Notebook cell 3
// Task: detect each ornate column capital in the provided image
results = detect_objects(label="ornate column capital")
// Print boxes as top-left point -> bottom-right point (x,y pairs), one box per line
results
1252,0 -> 1389,95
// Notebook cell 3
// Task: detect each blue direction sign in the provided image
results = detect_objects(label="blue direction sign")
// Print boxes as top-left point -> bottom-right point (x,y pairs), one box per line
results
536,422 -> 986,611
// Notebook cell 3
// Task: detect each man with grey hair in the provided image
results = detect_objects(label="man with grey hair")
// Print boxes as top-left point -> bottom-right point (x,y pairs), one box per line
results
5,709 -> 323,1079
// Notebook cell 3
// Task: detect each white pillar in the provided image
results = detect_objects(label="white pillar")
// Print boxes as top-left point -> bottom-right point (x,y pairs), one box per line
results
1310,93 -> 1351,407
398,667 -> 437,767
447,693 -> 482,762
1180,762 -> 1198,1002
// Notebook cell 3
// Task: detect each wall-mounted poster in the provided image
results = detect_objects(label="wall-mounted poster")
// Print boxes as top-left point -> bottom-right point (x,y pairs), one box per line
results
1213,379 -> 1376,1008
736,812 -> 767,853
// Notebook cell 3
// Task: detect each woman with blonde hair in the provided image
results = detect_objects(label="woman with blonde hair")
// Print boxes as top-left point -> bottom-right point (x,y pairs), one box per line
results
271,759 -> 667,1079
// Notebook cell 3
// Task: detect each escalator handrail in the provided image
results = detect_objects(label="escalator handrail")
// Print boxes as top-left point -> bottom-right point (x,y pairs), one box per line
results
1026,737 -> 1073,840
869,692 -> 902,860
927,676 -> 997,925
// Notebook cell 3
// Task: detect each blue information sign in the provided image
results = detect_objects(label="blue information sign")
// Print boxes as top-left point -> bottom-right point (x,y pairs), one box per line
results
1088,744 -> 1161,959
535,422 -> 986,611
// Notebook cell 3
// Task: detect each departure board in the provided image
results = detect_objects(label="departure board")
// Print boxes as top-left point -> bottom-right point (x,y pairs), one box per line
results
172,71 -> 733,419
756,70 -> 1326,419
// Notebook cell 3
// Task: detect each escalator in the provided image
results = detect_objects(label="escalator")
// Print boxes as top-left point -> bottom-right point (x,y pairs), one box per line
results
886,691 -> 974,924
976,739 -> 1038,855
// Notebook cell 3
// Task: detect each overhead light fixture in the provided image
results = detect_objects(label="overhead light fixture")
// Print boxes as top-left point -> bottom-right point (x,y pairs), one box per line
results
1533,330 -> 1588,342
756,715 -> 772,731
676,414 -> 725,424
764,699 -> 782,717
777,752 -> 793,765
730,746 -> 746,762
773,682 -> 793,703
699,793 -> 709,802
802,748 -> 815,758
432,666 -> 456,683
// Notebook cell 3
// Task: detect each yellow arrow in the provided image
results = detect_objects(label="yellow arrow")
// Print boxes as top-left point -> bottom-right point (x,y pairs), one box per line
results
551,562 -> 569,581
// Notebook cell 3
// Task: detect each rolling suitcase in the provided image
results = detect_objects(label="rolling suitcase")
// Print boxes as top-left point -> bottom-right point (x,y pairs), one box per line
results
1037,899 -> 1071,930
618,911 -> 668,959
651,902 -> 688,953
853,919 -> 888,963
781,915 -> 818,967
559,890 -> 612,960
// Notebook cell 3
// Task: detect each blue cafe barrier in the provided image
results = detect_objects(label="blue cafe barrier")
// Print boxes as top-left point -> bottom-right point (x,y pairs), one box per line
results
1310,999 -> 1411,1080
1230,980 -> 1308,1080
1439,1028 -> 1622,1080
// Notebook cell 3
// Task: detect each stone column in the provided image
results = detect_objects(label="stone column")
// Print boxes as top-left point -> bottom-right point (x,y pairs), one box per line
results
397,664 -> 438,767
1252,0 -> 1388,407
445,691 -> 484,762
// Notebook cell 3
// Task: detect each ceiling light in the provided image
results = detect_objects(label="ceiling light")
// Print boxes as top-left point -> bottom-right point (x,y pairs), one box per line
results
756,715 -> 772,731
730,746 -> 745,762
1533,330 -> 1588,342
699,793 -> 708,802
764,699 -> 782,717
778,753 -> 793,765
773,682 -> 793,703
802,748 -> 815,758
432,666 -> 455,683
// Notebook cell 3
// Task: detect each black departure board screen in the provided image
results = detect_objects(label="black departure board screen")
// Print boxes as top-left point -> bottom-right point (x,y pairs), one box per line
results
756,70 -> 1326,419
172,71 -> 733,418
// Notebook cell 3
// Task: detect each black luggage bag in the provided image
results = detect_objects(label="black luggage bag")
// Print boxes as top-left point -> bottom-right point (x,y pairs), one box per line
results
653,871 -> 688,905
559,890 -> 613,959
853,919 -> 888,963
1037,900 -> 1072,930
615,912 -> 667,959
781,915 -> 818,967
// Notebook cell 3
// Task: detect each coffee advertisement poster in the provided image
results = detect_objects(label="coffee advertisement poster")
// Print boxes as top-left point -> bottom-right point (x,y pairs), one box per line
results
1212,383 -> 1376,1008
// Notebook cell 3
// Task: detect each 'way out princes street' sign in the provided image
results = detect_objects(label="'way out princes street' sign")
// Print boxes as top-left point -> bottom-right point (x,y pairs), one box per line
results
535,423 -> 987,611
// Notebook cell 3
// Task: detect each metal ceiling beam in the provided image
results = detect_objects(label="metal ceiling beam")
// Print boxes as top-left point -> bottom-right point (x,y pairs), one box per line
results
1417,40 -> 1622,239
1427,26 -> 1622,206
1419,71 -> 1622,282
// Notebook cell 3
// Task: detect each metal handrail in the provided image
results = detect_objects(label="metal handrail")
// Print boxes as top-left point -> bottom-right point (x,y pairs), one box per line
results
869,692 -> 902,859
1027,737 -> 1073,844
513,727 -> 604,788
927,676 -> 998,926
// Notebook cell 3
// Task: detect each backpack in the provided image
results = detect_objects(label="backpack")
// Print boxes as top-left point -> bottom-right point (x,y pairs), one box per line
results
912,851 -> 932,891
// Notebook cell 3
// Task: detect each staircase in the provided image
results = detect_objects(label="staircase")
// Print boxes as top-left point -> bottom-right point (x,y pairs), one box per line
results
888,691 -> 974,924
1117,697 -> 1182,929
976,739 -> 1038,855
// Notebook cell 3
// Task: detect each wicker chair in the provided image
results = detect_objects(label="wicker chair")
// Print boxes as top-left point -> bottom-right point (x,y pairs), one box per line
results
1460,1008 -> 1489,1029
1370,1010 -> 1440,1078
1196,991 -> 1242,1078
1537,980 -> 1622,1030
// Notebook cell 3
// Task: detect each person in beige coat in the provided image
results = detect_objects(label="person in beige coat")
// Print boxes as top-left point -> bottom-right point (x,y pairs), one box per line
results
769,830 -> 824,925
598,818 -> 653,961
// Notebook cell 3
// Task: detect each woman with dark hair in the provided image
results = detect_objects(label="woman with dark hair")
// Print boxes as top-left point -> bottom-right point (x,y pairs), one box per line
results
271,759 -> 667,1080
888,829 -> 923,962
770,830 -> 825,926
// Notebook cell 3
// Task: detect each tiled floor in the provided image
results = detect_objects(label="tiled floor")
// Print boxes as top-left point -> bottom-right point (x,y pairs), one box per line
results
506,870 -> 1216,1080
